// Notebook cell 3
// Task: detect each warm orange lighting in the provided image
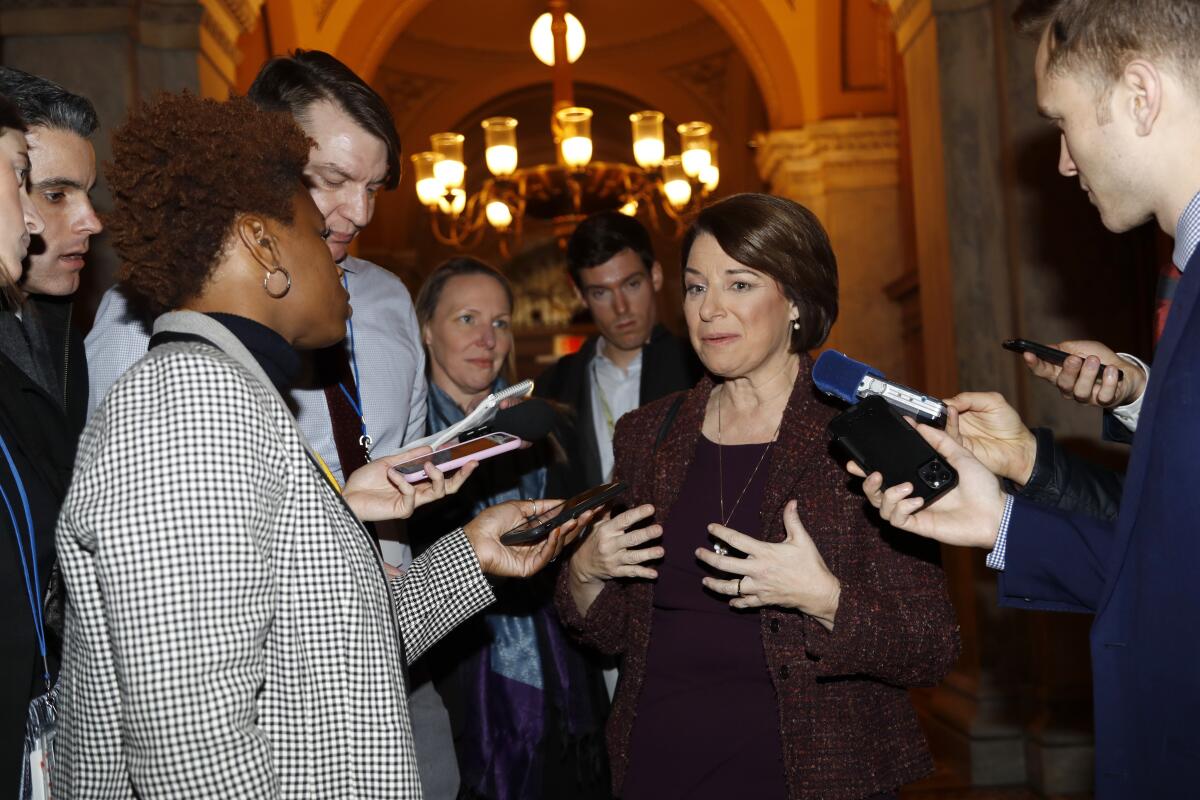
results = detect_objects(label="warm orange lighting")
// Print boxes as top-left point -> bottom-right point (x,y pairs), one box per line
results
530,11 -> 586,66
630,111 -> 665,169
556,107 -> 593,169
411,152 -> 445,207
482,117 -> 519,177
677,121 -> 713,178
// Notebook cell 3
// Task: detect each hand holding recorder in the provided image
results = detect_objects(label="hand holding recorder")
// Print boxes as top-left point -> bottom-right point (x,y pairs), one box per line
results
849,415 -> 1009,551
944,392 -> 1038,486
812,351 -> 957,509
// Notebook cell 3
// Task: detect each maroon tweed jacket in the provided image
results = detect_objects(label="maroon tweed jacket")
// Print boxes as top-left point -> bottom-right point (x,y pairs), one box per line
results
555,359 -> 961,799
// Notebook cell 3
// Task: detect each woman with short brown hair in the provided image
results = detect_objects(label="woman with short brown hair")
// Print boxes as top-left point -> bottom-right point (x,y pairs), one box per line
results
557,192 -> 960,799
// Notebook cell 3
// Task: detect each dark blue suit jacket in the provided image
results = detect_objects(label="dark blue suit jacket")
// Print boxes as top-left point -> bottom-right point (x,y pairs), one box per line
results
1000,245 -> 1200,796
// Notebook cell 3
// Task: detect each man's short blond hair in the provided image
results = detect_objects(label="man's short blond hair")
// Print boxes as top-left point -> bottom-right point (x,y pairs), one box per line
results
1015,0 -> 1200,86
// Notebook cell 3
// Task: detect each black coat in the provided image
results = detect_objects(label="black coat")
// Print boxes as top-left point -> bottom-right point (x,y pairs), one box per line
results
0,296 -> 87,790
1011,426 -> 1125,522
534,324 -> 702,498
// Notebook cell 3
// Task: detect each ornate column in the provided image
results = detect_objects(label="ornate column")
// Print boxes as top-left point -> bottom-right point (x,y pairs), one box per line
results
885,0 -> 1031,788
196,0 -> 264,98
755,118 -> 911,381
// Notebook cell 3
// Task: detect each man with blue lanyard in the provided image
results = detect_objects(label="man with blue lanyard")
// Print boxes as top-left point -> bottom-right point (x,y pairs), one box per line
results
84,52 -> 457,798
0,68 -> 102,793
859,1 -> 1200,794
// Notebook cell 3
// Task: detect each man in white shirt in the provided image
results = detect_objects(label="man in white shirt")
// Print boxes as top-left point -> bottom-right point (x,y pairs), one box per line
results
535,211 -> 702,699
536,211 -> 702,495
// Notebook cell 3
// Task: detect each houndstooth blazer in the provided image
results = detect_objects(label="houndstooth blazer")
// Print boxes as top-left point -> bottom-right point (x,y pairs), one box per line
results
54,311 -> 495,799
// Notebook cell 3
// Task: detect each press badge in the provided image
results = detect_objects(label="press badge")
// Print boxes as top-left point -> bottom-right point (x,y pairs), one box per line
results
21,693 -> 56,800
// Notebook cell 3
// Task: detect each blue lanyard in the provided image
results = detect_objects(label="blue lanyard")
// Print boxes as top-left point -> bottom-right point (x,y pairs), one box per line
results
0,432 -> 49,692
338,272 -> 372,460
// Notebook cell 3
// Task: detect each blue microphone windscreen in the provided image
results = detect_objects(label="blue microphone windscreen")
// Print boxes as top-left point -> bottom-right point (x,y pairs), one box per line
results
812,350 -> 881,404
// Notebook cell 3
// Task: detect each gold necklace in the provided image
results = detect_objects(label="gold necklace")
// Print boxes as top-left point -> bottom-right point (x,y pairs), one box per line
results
712,387 -> 779,555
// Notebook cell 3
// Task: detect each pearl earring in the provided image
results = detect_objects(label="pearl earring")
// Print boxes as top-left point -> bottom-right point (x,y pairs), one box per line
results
792,320 -> 800,331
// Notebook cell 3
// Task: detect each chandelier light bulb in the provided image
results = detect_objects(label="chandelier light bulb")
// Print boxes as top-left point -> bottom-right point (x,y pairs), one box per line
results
433,159 -> 466,190
663,179 -> 692,209
430,132 -> 466,190
677,121 -> 713,179
680,149 -> 711,179
411,152 -> 447,207
633,139 -> 664,170
482,117 -> 519,177
661,155 -> 692,209
630,111 -> 665,169
556,107 -> 594,169
699,139 -> 720,192
530,12 -> 586,66
486,200 -> 514,229
618,199 -> 639,217
485,145 -> 518,177
561,136 -> 593,169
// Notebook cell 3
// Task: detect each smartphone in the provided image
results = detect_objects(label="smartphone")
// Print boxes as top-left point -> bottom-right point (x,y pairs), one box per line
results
500,481 -> 629,545
829,395 -> 958,507
392,432 -> 522,483
1003,338 -> 1124,382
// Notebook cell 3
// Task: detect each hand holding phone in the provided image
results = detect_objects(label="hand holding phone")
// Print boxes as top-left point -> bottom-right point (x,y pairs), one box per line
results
1003,338 -> 1125,382
1003,337 -> 1149,411
465,497 -> 594,579
829,395 -> 957,507
392,433 -> 522,483
500,481 -> 629,544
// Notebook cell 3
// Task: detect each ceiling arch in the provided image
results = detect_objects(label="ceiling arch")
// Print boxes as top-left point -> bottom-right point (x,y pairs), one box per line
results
271,0 -> 817,128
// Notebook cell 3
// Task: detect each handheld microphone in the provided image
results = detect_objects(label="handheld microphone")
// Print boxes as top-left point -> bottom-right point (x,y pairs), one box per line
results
407,379 -> 534,450
812,350 -> 947,428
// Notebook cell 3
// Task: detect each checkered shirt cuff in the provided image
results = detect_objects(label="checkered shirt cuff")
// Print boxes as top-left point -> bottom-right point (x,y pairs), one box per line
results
985,494 -> 1015,571
1108,353 -> 1149,432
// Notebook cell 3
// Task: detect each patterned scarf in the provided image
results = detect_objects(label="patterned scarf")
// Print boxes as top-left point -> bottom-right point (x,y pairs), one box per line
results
427,380 -> 605,799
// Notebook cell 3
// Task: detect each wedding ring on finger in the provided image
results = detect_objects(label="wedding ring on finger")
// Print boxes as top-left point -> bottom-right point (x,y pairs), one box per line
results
736,577 -> 744,597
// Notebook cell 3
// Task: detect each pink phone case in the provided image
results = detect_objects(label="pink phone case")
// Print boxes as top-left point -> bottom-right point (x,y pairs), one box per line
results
395,433 -> 523,483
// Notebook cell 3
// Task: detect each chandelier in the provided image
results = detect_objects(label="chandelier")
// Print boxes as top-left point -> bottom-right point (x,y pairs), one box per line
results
409,0 -> 720,257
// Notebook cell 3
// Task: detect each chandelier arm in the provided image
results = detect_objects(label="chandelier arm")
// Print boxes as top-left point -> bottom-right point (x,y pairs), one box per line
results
643,191 -> 666,236
427,208 -> 463,247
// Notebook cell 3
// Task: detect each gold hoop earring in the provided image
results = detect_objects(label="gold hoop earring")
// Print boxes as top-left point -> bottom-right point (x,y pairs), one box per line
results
264,266 -> 291,299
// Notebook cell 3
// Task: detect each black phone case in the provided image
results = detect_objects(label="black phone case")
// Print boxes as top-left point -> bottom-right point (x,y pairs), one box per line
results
1002,338 -> 1070,365
500,481 -> 629,545
829,395 -> 958,507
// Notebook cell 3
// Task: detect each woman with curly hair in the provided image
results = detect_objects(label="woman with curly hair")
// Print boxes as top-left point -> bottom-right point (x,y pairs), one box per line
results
52,93 -> 582,799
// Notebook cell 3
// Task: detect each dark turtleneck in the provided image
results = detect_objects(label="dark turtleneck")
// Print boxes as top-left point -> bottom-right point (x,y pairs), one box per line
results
205,313 -> 300,394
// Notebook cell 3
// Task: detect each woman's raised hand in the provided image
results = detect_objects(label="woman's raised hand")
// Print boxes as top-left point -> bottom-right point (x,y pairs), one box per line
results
695,500 -> 841,630
566,503 -> 663,615
342,446 -> 478,522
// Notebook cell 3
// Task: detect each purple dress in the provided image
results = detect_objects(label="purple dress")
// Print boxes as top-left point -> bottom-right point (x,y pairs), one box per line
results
622,436 -> 788,799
